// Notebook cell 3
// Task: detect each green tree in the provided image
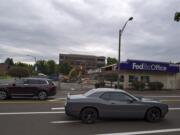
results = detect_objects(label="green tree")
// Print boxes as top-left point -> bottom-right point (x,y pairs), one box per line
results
47,60 -> 56,75
59,62 -> 72,75
15,62 -> 34,75
35,60 -> 48,74
8,66 -> 30,78
107,57 -> 117,65
174,12 -> 180,22
4,58 -> 14,67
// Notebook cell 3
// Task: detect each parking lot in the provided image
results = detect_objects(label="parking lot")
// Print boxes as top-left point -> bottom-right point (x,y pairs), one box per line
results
1,83 -> 180,135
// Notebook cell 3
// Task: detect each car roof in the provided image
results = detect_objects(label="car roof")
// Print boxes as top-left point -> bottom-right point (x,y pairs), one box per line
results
84,88 -> 127,97
92,88 -> 126,93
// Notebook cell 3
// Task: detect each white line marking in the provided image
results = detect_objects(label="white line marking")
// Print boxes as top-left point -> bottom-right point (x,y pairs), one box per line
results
51,107 -> 64,110
0,108 -> 180,116
50,120 -> 79,124
0,111 -> 65,115
50,107 -> 180,111
169,108 -> 180,110
144,96 -> 180,98
70,88 -> 75,91
97,128 -> 180,135
48,98 -> 66,102
161,100 -> 180,102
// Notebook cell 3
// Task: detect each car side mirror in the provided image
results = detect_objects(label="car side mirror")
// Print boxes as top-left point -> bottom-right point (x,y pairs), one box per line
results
127,99 -> 135,103
12,83 -> 16,87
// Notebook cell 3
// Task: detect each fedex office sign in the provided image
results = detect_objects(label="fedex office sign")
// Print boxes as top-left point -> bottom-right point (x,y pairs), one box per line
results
132,62 -> 167,71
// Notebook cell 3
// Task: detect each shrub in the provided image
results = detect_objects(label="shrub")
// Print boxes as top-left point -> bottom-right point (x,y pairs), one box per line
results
114,84 -> 123,89
131,81 -> 145,90
95,83 -> 99,88
8,66 -> 30,78
104,73 -> 118,87
148,82 -> 164,90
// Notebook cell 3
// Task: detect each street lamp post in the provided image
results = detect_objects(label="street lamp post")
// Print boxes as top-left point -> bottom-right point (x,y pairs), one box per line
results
26,55 -> 37,72
117,17 -> 133,88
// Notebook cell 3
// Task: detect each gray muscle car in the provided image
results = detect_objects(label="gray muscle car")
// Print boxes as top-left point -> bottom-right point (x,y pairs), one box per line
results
65,88 -> 168,124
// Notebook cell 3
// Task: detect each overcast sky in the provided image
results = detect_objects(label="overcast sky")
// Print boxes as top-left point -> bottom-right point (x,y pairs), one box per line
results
0,0 -> 179,64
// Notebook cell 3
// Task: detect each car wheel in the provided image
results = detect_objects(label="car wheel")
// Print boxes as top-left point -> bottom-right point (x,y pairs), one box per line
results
146,108 -> 161,122
0,90 -> 8,100
38,91 -> 47,100
81,108 -> 98,124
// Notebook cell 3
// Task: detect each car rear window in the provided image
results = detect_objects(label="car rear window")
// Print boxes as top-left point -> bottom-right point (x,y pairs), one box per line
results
38,80 -> 47,84
100,93 -> 110,100
15,79 -> 24,84
84,89 -> 96,97
25,79 -> 39,84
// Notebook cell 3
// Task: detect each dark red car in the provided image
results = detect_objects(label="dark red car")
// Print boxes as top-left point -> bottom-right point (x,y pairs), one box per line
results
0,78 -> 56,100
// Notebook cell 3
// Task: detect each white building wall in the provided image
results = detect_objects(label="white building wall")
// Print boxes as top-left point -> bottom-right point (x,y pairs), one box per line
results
175,73 -> 180,89
119,71 -> 179,90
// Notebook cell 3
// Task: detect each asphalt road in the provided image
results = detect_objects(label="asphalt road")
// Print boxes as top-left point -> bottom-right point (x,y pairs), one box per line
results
1,91 -> 180,135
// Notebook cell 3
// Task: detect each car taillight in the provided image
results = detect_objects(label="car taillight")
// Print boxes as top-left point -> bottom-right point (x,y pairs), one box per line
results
50,85 -> 56,90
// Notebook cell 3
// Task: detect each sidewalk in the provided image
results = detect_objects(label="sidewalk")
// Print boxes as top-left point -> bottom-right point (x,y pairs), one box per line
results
55,82 -> 180,98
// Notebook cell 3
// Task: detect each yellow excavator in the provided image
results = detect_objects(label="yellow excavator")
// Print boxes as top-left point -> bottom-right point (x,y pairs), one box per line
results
63,65 -> 85,82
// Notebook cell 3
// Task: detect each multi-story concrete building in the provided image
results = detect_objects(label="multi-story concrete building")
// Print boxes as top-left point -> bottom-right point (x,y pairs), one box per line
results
59,53 -> 105,70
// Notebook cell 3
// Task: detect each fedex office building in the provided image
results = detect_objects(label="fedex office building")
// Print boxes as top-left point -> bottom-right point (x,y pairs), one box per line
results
99,59 -> 180,89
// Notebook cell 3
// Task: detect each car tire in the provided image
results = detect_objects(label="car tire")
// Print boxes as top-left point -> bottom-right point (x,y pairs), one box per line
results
38,91 -> 47,100
0,90 -> 8,100
80,108 -> 98,124
146,108 -> 161,122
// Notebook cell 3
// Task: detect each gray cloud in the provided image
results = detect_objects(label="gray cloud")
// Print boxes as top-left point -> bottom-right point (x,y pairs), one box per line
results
0,0 -> 180,64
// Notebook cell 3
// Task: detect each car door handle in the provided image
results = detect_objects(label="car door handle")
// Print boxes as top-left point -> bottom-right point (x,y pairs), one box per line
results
111,102 -> 115,105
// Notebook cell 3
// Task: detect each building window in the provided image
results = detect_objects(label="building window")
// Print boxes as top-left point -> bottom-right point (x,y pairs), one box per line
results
141,76 -> 150,83
129,75 -> 138,82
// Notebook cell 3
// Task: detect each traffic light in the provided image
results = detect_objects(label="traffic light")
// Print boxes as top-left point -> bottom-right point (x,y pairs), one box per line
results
174,12 -> 180,22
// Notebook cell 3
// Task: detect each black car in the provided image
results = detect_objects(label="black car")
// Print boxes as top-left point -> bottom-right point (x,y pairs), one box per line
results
0,78 -> 56,100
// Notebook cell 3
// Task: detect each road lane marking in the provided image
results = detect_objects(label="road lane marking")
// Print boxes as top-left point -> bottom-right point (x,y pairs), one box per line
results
51,107 -> 64,110
50,107 -> 180,110
97,128 -> 180,135
169,108 -> 180,110
160,100 -> 180,102
50,107 -> 180,111
51,107 -> 180,110
0,107 -> 180,116
0,111 -> 65,115
0,100 -> 64,104
48,98 -> 66,102
144,96 -> 180,98
50,120 -> 79,124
